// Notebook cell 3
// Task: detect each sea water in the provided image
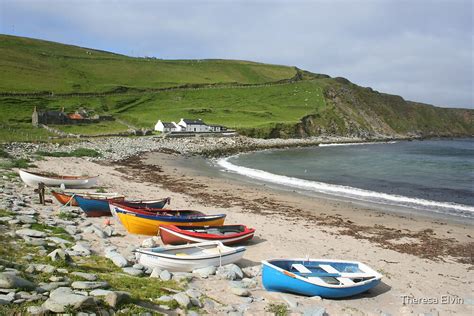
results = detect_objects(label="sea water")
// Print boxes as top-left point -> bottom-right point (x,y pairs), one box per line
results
217,139 -> 474,219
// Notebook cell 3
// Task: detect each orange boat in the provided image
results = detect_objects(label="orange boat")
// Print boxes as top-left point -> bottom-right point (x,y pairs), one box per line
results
51,191 -> 124,206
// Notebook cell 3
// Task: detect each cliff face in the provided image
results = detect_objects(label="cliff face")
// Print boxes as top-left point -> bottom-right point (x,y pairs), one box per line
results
261,80 -> 473,139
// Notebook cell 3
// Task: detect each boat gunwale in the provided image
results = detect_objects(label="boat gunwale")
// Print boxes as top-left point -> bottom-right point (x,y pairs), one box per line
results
20,169 -> 98,181
160,225 -> 255,241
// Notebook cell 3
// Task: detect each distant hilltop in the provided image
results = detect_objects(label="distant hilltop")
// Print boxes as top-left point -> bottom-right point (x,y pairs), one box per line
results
0,34 -> 472,141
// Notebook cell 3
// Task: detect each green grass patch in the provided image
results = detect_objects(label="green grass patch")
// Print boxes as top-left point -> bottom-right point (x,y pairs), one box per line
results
52,120 -> 130,136
0,158 -> 34,170
29,223 -> 74,242
37,147 -> 101,158
57,211 -> 77,221
100,273 -> 181,301
266,303 -> 289,316
0,146 -> 10,158
0,209 -> 15,217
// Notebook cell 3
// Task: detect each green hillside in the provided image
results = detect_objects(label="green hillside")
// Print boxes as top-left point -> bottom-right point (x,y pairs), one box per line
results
0,34 -> 472,142
0,34 -> 296,93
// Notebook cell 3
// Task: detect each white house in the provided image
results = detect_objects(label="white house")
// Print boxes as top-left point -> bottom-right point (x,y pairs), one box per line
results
154,120 -> 181,132
177,118 -> 210,132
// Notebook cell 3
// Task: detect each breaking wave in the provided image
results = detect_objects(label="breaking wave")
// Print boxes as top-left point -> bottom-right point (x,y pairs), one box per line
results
217,156 -> 474,219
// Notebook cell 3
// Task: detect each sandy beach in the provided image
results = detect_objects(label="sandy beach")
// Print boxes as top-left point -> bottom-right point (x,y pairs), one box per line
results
31,151 -> 473,316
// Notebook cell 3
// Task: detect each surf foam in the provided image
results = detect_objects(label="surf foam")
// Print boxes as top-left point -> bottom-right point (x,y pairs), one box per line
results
217,157 -> 474,219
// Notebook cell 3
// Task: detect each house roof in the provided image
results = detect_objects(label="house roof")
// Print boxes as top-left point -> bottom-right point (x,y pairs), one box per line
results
182,119 -> 206,125
162,122 -> 176,128
68,113 -> 84,120
40,111 -> 68,118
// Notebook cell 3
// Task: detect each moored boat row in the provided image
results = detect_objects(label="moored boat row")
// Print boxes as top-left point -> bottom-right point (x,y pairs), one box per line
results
20,168 -> 383,298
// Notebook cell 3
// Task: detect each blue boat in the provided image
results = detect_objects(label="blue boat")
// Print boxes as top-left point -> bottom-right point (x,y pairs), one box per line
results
75,195 -> 123,217
76,195 -> 171,217
262,259 -> 382,298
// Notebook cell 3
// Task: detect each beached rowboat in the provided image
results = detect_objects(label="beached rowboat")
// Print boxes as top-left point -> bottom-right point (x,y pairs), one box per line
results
262,258 -> 382,298
159,225 -> 255,245
109,202 -> 226,236
75,196 -> 170,217
51,190 -> 123,206
135,241 -> 246,272
19,170 -> 98,189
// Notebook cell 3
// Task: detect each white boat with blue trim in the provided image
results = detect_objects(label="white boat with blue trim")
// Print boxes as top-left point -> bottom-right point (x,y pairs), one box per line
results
135,241 -> 246,272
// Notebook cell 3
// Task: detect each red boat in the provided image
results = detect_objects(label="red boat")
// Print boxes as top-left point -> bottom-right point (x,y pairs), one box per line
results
159,225 -> 255,245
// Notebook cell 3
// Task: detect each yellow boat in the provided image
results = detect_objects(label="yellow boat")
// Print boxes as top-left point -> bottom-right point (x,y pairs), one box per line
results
110,202 -> 226,236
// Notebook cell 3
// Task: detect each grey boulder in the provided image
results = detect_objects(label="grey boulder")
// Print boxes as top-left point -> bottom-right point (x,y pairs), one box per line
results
43,287 -> 94,313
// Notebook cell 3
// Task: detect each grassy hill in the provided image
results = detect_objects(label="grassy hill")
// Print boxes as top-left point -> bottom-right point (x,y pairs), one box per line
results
0,34 -> 472,142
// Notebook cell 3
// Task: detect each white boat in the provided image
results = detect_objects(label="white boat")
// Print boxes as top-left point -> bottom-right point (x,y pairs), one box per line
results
135,241 -> 246,272
19,170 -> 98,189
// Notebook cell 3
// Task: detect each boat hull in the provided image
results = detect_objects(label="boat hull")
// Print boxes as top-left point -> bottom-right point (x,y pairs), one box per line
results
19,170 -> 98,189
111,205 -> 226,236
75,195 -> 124,217
136,242 -> 246,272
159,225 -> 255,245
51,191 -> 79,206
262,259 -> 382,298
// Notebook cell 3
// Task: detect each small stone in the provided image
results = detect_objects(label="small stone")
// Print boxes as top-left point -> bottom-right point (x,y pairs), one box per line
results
89,289 -> 113,297
157,295 -> 173,302
172,272 -> 194,282
159,270 -> 171,281
103,226 -> 114,237
15,229 -> 46,238
16,215 -> 36,224
109,253 -> 128,268
72,243 -> 91,256
173,292 -> 191,308
141,237 -> 160,248
122,267 -> 143,276
71,272 -> 97,281
26,305 -> 48,316
186,288 -> 202,300
231,287 -> 250,297
43,287 -> 94,313
303,306 -> 326,316
242,266 -> 261,278
47,249 -> 70,262
105,291 -> 131,309
132,263 -> 144,270
0,273 -> 35,290
150,267 -> 162,278
193,266 -> 216,278
48,276 -> 64,282
71,281 -> 109,290
46,236 -> 71,245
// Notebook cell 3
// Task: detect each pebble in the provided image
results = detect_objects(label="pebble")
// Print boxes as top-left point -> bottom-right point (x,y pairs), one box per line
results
231,287 -> 251,297
43,287 -> 94,313
0,273 -> 36,290
159,270 -> 172,281
122,267 -> 143,276
193,266 -> 216,278
15,229 -> 46,238
71,272 -> 97,281
173,292 -> 192,308
71,281 -> 109,290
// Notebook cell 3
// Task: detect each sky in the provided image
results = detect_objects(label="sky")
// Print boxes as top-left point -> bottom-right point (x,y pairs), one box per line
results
1,0 -> 472,108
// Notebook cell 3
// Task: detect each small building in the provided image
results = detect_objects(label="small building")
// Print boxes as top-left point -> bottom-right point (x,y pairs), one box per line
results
177,118 -> 210,132
32,106 -> 69,126
208,124 -> 227,132
154,120 -> 181,132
